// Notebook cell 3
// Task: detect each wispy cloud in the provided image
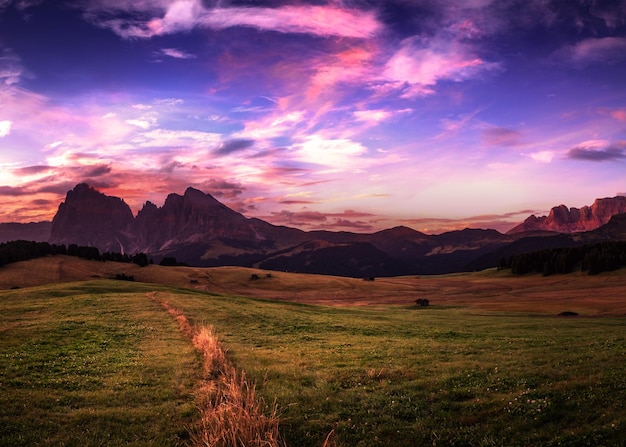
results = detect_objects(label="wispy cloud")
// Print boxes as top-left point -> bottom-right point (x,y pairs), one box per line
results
528,151 -> 557,163
399,208 -> 539,234
0,48 -> 23,87
553,37 -> 626,66
597,107 -> 626,122
267,208 -> 378,231
234,110 -> 306,140
132,128 -> 221,149
352,108 -> 413,127
437,109 -> 482,137
383,35 -> 502,98
201,5 -> 382,39
87,0 -> 382,39
291,135 -> 369,172
482,127 -> 522,147
156,47 -> 196,59
13,165 -> 52,175
306,46 -> 377,100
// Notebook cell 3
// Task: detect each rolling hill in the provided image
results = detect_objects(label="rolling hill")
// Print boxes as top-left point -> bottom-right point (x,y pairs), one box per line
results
2,255 -> 626,315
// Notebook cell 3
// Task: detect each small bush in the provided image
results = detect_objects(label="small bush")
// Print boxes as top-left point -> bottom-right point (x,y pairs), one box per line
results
114,273 -> 134,281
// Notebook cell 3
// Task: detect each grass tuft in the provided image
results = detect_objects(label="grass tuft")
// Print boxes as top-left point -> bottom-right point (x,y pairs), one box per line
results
152,294 -> 283,447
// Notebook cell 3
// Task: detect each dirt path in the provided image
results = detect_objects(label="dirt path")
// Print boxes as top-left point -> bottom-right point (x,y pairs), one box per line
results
147,292 -> 283,447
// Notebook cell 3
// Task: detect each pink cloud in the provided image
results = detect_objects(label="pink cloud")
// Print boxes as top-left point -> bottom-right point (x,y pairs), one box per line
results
437,109 -> 482,136
383,36 -> 501,98
307,46 -> 377,100
353,109 -> 392,125
610,110 -> 626,122
597,107 -> 626,122
399,208 -> 537,234
91,0 -> 382,39
318,218 -> 375,232
528,151 -> 556,163
202,5 -> 382,39
270,209 -> 328,225
329,209 -> 376,219
265,208 -> 379,232
157,48 -> 196,59
482,127 -> 522,147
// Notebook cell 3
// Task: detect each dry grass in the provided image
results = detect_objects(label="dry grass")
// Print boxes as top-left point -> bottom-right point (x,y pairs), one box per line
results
3,256 -> 626,315
150,293 -> 283,447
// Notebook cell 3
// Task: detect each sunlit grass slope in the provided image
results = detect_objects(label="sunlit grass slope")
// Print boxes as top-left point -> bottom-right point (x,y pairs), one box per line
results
2,269 -> 626,446
160,289 -> 626,447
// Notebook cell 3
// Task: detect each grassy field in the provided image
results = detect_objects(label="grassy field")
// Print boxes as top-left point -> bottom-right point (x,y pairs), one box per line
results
1,258 -> 626,446
0,281 -> 201,446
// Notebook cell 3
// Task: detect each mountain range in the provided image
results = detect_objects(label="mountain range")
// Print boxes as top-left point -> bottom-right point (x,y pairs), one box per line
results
2,183 -> 626,277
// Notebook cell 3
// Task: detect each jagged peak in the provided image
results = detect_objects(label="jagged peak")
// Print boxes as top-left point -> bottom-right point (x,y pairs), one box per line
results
65,183 -> 129,205
509,195 -> 626,234
184,186 -> 204,195
183,187 -> 222,204
73,182 -> 93,191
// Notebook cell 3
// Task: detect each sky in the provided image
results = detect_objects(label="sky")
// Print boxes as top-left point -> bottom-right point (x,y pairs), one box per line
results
1,0 -> 625,234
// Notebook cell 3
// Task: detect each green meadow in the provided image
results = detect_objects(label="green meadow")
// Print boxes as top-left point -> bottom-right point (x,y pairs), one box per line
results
1,278 -> 626,446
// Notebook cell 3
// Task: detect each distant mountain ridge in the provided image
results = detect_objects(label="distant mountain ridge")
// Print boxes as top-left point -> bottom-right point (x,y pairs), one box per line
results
2,184 -> 626,276
0,222 -> 52,244
44,184 -> 519,275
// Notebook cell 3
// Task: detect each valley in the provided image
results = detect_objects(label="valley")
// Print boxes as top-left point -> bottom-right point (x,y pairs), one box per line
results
2,255 -> 626,315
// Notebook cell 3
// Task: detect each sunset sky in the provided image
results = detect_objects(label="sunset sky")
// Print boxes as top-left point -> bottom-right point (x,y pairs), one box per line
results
1,0 -> 625,233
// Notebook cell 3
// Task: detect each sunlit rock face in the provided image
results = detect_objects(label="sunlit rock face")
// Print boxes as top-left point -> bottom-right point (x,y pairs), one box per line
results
508,196 -> 626,234
49,183 -> 135,253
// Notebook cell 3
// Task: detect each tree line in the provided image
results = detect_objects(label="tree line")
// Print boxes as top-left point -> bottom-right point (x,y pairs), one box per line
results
503,240 -> 626,276
0,240 -> 151,268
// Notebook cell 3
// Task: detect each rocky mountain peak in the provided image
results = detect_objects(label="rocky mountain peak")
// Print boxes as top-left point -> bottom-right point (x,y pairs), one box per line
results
508,196 -> 626,234
49,183 -> 135,252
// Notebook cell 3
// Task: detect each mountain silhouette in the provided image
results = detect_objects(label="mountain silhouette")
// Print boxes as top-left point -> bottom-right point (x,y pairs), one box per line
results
2,184 -> 626,276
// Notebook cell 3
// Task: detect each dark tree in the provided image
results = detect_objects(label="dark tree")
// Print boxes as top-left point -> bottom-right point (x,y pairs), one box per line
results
132,252 -> 150,267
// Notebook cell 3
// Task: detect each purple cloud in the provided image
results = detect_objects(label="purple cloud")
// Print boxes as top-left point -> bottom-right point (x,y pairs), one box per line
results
13,165 -> 52,175
157,48 -> 196,59
554,37 -> 626,66
80,164 -> 112,177
0,185 -> 29,196
198,179 -> 244,198
215,139 -> 255,156
482,127 -> 522,147
567,145 -> 626,161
